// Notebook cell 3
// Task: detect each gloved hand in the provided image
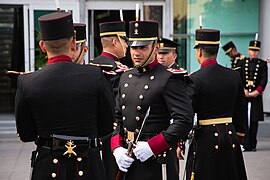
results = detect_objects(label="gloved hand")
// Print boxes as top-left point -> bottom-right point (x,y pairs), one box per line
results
133,141 -> 154,162
113,147 -> 134,172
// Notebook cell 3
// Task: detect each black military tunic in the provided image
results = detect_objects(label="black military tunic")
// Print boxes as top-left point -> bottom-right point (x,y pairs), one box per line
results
92,51 -> 129,97
92,51 -> 129,180
15,56 -> 114,180
186,60 -> 247,180
231,53 -> 245,70
239,57 -> 268,150
111,59 -> 193,180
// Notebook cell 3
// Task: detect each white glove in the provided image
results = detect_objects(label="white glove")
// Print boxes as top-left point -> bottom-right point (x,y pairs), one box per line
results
113,147 -> 134,172
133,141 -> 154,162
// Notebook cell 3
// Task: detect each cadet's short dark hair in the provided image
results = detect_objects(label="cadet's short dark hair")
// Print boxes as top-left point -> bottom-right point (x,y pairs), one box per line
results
201,46 -> 219,56
44,37 -> 73,53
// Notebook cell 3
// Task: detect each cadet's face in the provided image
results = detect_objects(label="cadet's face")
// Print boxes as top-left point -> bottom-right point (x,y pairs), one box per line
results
130,44 -> 158,66
248,49 -> 260,59
157,51 -> 177,67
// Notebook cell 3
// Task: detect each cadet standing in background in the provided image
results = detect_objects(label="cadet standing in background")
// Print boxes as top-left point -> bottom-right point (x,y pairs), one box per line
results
73,23 -> 88,65
91,21 -> 129,180
183,28 -> 247,180
111,20 -> 193,180
15,11 -> 114,180
92,21 -> 129,97
222,41 -> 245,70
240,39 -> 268,151
157,38 -> 183,70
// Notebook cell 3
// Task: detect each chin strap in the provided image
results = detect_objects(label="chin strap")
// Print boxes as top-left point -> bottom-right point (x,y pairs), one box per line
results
74,42 -> 85,63
117,35 -> 126,58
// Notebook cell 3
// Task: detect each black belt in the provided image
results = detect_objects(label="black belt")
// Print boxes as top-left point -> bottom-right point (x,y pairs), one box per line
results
126,131 -> 158,142
36,136 -> 100,149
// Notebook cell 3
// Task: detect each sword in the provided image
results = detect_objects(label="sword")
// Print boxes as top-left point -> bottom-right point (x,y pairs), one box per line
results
115,106 -> 151,180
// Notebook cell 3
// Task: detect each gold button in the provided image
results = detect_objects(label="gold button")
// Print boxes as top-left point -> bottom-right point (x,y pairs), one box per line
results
124,83 -> 129,87
123,117 -> 126,121
232,144 -> 235,148
78,171 -> 84,176
256,64 -> 260,67
255,73 -> 258,75
144,85 -> 149,90
53,159 -> 58,164
228,131 -> 232,135
245,72 -> 248,74
52,173 -> 57,178
128,74 -> 133,78
122,94 -> 126,98
137,106 -> 141,110
77,157 -> 82,162
215,145 -> 219,149
255,68 -> 259,71
135,116 -> 140,121
214,133 -> 218,137
254,77 -> 257,79
150,76 -> 155,80
139,95 -> 144,99
163,153 -> 166,157
122,105 -> 126,110
213,124 -> 216,127
245,68 -> 248,71
245,76 -> 248,79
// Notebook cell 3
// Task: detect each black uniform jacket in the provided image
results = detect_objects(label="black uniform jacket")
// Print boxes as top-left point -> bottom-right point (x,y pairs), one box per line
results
15,55 -> 114,180
239,57 -> 268,121
111,60 -> 192,179
186,60 -> 247,180
92,51 -> 129,97
231,53 -> 245,70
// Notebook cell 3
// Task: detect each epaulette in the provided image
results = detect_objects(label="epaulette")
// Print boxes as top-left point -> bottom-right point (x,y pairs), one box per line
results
88,62 -> 114,72
263,58 -> 270,63
115,61 -> 130,73
239,55 -> 245,60
232,67 -> 241,71
6,71 -> 32,75
167,68 -> 187,74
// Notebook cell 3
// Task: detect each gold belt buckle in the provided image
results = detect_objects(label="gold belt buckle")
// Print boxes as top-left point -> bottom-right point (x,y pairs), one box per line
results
63,140 -> 77,157
247,80 -> 254,86
127,131 -> 135,142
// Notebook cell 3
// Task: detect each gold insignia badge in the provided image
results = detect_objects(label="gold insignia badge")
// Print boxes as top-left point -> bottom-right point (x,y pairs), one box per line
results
63,140 -> 77,157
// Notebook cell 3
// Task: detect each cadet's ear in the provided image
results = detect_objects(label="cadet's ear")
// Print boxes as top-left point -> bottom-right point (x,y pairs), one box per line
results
39,40 -> 47,53
71,38 -> 76,51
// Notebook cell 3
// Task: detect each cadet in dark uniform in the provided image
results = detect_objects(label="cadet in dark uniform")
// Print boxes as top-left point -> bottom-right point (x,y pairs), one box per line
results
92,21 -> 129,97
222,41 -> 245,70
111,21 -> 193,180
240,40 -> 268,151
15,11 -> 114,180
73,23 -> 88,65
91,21 -> 129,180
184,29 -> 247,180
157,38 -> 183,70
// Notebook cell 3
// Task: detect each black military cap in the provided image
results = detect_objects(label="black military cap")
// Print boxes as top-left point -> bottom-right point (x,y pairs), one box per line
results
249,40 -> 261,51
38,12 -> 74,41
222,41 -> 236,54
99,21 -> 126,39
194,29 -> 220,49
129,21 -> 159,47
74,23 -> 86,43
159,38 -> 180,53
